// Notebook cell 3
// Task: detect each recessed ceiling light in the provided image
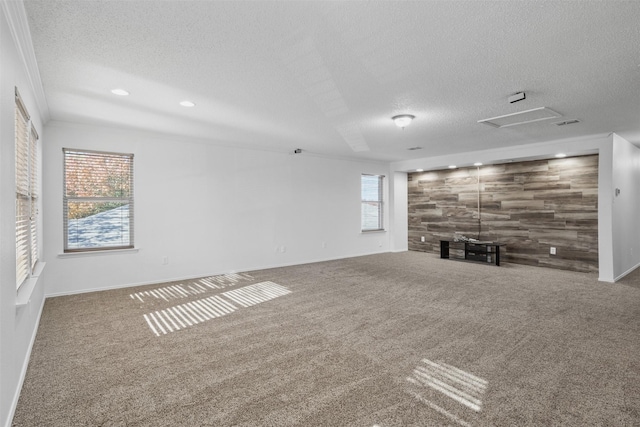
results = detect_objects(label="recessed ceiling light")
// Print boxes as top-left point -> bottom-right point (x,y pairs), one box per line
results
448,165 -> 457,169
416,169 -> 424,172
473,162 -> 483,166
180,100 -> 195,107
111,88 -> 129,96
555,153 -> 567,158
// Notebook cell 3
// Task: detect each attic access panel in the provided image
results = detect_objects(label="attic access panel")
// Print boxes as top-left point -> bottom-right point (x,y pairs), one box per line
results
478,107 -> 562,128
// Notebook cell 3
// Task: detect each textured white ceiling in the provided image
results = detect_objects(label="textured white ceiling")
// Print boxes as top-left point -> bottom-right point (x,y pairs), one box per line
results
23,0 -> 640,162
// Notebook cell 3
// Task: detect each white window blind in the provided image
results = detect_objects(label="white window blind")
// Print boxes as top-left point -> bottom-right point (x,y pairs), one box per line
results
30,127 -> 39,270
63,149 -> 134,252
15,88 -> 38,289
361,174 -> 384,231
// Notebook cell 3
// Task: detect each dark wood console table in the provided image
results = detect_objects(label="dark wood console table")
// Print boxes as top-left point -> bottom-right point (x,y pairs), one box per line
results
440,240 -> 501,266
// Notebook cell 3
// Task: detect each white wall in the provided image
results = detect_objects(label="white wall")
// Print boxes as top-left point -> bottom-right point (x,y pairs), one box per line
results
611,134 -> 640,280
0,3 -> 46,427
597,137 -> 615,282
42,121 -> 391,296
389,171 -> 408,252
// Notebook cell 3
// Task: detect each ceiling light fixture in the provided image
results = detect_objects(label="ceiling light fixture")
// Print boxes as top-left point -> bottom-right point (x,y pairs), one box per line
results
448,165 -> 457,169
180,100 -> 195,107
111,88 -> 129,96
474,162 -> 483,167
416,169 -> 424,172
555,153 -> 567,158
392,114 -> 415,129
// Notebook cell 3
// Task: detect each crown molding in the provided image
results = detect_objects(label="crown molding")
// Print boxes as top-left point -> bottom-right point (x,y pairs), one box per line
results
1,0 -> 50,123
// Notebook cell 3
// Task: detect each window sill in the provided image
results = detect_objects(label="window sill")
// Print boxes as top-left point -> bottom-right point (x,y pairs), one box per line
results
361,229 -> 387,233
58,248 -> 139,258
16,261 -> 46,308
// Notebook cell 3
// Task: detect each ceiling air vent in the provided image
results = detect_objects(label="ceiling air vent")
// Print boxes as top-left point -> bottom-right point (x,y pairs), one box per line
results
407,146 -> 423,151
554,119 -> 581,126
478,107 -> 562,128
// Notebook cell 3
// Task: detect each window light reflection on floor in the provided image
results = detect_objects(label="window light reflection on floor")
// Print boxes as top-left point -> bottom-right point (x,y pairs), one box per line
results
406,358 -> 488,427
130,272 -> 254,303
222,281 -> 292,307
142,281 -> 291,336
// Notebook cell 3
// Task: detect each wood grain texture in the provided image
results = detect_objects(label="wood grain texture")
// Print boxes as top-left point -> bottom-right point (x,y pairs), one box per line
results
408,155 -> 599,273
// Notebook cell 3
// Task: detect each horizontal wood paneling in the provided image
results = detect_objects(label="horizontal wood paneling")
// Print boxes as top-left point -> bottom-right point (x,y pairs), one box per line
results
408,155 -> 599,273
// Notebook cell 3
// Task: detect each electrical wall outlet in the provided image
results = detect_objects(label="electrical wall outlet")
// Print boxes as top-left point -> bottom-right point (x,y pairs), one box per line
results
550,247 -> 556,255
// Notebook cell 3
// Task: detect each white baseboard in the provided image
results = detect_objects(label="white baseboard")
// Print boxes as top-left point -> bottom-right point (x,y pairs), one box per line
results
45,273 -> 220,298
614,261 -> 640,282
45,250 -> 393,298
6,291 -> 46,427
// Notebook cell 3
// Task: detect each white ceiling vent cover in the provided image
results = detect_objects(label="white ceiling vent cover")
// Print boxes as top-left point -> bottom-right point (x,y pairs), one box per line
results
478,107 -> 562,128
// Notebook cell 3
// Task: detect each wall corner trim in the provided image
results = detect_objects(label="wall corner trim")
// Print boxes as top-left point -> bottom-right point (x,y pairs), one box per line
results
1,0 -> 50,123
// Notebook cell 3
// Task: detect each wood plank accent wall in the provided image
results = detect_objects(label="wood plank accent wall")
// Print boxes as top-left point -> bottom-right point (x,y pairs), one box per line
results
408,155 -> 599,273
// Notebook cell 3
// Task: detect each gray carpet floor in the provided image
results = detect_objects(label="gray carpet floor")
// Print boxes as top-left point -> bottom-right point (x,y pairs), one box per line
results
13,252 -> 640,426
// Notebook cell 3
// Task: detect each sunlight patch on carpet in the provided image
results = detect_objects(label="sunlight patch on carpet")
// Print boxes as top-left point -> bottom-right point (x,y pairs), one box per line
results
222,281 -> 291,307
142,281 -> 290,336
143,295 -> 237,335
406,359 -> 487,426
130,273 -> 254,303
407,390 -> 472,427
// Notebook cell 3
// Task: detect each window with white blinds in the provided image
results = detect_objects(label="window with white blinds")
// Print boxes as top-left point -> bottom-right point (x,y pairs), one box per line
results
361,174 -> 384,232
15,88 -> 39,289
30,128 -> 39,269
63,149 -> 134,252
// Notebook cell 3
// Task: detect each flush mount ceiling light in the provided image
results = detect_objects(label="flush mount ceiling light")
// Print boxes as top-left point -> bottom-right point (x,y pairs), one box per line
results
473,162 -> 483,166
110,88 -> 129,96
555,153 -> 567,158
392,114 -> 415,128
416,168 -> 424,172
179,100 -> 195,107
448,165 -> 457,169
478,107 -> 561,128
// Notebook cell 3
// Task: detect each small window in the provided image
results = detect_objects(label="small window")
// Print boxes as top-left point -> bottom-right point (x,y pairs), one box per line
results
361,174 -> 384,231
63,149 -> 134,252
